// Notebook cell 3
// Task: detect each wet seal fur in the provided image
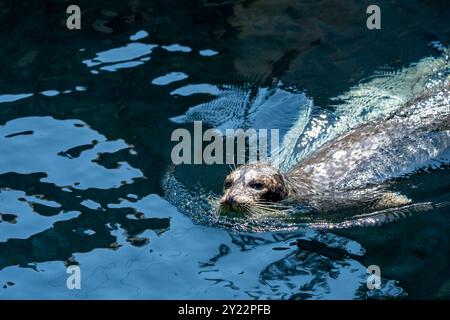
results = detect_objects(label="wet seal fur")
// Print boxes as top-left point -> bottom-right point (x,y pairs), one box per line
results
220,84 -> 450,214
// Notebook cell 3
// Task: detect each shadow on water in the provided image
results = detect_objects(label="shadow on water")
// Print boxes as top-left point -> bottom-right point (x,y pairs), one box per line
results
0,0 -> 449,298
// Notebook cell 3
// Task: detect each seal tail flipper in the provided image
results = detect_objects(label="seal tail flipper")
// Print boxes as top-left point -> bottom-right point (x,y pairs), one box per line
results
308,201 -> 445,229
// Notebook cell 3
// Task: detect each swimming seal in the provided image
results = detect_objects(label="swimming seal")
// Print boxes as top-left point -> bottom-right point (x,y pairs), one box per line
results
220,83 -> 450,214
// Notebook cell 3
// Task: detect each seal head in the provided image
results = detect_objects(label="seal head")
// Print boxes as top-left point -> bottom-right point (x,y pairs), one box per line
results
220,163 -> 288,214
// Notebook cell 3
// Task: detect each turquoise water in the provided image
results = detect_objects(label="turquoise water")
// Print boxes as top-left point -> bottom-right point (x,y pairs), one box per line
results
0,0 -> 450,299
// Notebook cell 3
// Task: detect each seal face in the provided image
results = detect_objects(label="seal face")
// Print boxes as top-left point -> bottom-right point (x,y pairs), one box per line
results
220,163 -> 288,214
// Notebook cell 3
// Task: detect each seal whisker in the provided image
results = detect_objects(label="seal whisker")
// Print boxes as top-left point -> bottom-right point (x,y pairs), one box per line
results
251,204 -> 283,210
253,202 -> 293,210
250,204 -> 285,213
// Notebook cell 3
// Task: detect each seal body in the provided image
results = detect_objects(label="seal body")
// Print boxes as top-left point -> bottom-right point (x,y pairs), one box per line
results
221,84 -> 450,213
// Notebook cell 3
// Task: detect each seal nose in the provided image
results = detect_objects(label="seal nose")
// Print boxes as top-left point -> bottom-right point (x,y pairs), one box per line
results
220,194 -> 235,206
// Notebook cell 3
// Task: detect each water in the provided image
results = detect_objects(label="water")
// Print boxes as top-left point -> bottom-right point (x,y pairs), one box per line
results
0,0 -> 450,299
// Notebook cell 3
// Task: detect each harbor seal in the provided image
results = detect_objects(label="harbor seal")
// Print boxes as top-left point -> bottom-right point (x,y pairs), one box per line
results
220,83 -> 450,214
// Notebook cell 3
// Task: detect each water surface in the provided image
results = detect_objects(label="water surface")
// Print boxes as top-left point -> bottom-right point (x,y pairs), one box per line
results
0,0 -> 450,299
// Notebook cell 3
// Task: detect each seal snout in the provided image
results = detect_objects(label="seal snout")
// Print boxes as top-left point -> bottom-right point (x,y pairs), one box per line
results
220,193 -> 241,211
219,192 -> 249,214
220,194 -> 235,206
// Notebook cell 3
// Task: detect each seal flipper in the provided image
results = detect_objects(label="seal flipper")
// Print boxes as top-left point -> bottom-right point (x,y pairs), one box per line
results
308,201 -> 436,229
372,192 -> 412,210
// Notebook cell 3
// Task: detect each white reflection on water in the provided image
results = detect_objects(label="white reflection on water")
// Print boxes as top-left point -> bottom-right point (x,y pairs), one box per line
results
129,30 -> 149,41
170,83 -> 221,96
0,116 -> 143,190
0,93 -> 33,104
80,30 -> 199,75
199,49 -> 218,57
0,188 -> 80,242
162,44 -> 192,53
82,42 -> 158,73
40,90 -> 60,97
100,60 -> 145,72
151,72 -> 189,86
0,115 -> 144,242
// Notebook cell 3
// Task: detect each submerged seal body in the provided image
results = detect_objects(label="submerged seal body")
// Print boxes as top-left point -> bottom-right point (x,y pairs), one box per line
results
220,84 -> 450,214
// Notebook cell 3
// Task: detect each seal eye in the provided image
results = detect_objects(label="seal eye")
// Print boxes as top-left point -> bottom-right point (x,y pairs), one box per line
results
224,180 -> 232,190
249,182 -> 264,190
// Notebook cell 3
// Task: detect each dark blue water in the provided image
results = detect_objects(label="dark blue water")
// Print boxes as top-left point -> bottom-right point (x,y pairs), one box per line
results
0,0 -> 450,299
